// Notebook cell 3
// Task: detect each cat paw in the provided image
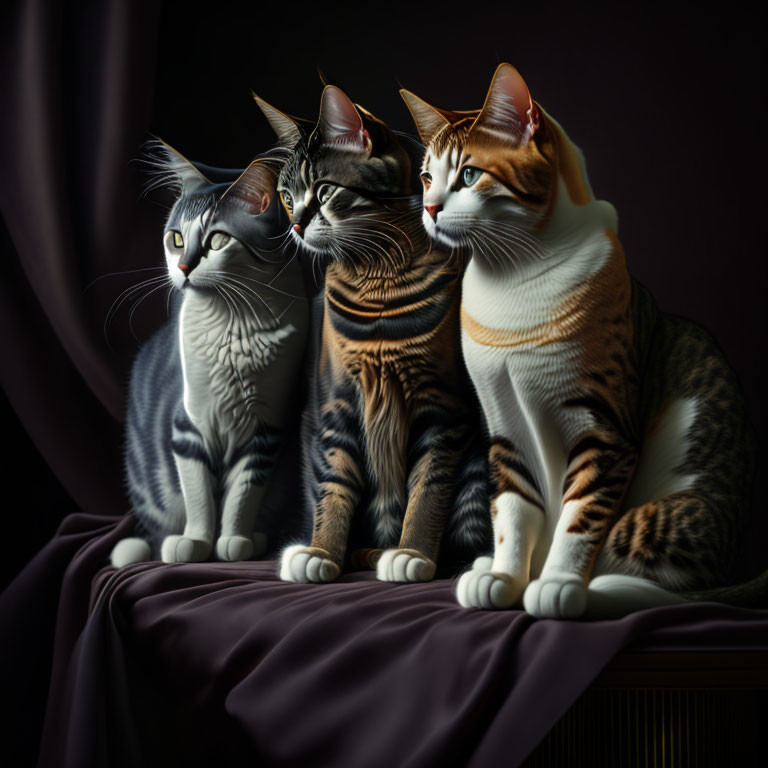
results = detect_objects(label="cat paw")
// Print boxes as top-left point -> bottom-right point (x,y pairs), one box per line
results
471,555 -> 494,571
523,572 -> 588,619
279,545 -> 340,583
161,535 -> 212,563
216,535 -> 254,562
376,549 -> 436,582
456,568 -> 524,609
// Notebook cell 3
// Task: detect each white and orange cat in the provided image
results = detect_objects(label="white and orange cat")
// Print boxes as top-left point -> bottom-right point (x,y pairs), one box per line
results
402,64 -> 761,618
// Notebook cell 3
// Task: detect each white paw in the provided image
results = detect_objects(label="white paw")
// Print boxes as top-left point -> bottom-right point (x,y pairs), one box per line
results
456,568 -> 524,609
110,537 -> 151,568
376,549 -> 436,582
216,535 -> 253,562
523,572 -> 588,619
471,555 -> 494,571
161,535 -> 212,563
279,544 -> 340,583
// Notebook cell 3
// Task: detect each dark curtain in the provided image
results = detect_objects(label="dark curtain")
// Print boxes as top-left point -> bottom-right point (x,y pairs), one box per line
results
0,0 -> 163,518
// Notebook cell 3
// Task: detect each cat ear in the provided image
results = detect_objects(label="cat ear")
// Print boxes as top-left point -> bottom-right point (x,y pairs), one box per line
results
316,85 -> 372,155
472,63 -> 539,144
150,139 -> 211,192
399,90 -> 451,144
221,161 -> 274,215
252,93 -> 303,147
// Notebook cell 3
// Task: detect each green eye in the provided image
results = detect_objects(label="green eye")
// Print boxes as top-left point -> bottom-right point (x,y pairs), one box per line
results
316,184 -> 334,205
172,231 -> 184,248
279,190 -> 294,215
209,232 -> 230,251
462,167 -> 482,186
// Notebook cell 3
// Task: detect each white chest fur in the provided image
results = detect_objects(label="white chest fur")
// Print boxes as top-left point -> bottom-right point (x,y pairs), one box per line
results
179,292 -> 296,457
460,192 -> 620,513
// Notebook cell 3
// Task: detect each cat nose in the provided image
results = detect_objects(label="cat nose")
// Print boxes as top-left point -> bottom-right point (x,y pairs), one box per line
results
424,204 -> 442,221
178,263 -> 190,275
293,224 -> 303,238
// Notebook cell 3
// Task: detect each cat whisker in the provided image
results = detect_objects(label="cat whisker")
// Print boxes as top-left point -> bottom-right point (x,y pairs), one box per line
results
128,280 -> 173,342
103,276 -> 170,343
84,266 -> 167,293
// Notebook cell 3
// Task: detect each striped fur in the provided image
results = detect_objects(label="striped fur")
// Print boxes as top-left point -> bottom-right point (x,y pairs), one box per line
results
110,142 -> 309,567
256,88 -> 491,583
403,64 -> 758,617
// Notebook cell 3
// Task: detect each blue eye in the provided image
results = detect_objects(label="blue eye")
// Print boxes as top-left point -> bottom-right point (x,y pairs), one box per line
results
462,167 -> 482,186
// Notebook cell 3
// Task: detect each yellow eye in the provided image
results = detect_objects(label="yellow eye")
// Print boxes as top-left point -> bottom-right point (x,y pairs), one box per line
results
172,231 -> 184,248
420,172 -> 432,189
209,232 -> 230,251
279,190 -> 294,217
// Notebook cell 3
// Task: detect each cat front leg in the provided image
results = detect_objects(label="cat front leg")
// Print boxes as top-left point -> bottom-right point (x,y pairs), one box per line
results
163,420 -> 217,562
376,415 -> 461,583
217,425 -> 283,561
280,394 -> 364,583
524,431 -> 636,619
457,437 -> 545,608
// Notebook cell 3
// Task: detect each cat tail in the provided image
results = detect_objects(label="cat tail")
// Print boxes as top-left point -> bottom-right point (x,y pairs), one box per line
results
584,570 -> 768,619
110,537 -> 152,568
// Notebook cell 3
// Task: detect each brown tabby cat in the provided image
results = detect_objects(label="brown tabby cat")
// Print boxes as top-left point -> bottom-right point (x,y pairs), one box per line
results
401,64 -> 763,618
254,87 -> 490,583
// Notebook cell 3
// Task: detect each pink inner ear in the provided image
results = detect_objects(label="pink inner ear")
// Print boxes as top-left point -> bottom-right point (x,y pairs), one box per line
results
226,163 -> 274,215
319,86 -> 368,149
479,64 -> 538,141
233,188 -> 268,216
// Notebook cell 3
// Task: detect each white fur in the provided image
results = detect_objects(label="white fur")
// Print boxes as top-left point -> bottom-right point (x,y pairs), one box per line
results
623,397 -> 698,509
584,574 -> 687,619
280,544 -> 340,583
376,549 -> 435,582
110,537 -> 151,568
457,493 -> 544,608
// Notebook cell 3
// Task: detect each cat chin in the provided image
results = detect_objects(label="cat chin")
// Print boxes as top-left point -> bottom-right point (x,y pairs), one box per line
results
428,227 -> 464,251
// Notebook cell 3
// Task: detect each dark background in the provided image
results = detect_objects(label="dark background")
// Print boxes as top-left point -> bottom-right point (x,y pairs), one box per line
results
2,3 -> 766,589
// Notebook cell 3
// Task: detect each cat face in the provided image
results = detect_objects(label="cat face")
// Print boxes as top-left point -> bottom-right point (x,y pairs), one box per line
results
255,89 -> 417,268
402,65 -> 558,260
152,144 -> 286,292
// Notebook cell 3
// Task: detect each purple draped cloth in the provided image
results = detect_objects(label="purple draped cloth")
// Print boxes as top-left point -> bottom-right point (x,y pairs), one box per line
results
2,512 -> 766,768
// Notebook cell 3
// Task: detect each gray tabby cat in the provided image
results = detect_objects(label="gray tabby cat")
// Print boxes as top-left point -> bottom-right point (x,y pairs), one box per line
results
111,142 -> 309,567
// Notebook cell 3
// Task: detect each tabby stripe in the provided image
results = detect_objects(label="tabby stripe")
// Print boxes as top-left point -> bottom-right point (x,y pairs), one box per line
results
226,429 -> 282,471
563,395 -> 627,438
327,270 -> 457,313
328,293 -> 453,341
494,454 -> 542,497
493,470 -> 545,512
563,469 -> 625,504
171,438 -> 216,473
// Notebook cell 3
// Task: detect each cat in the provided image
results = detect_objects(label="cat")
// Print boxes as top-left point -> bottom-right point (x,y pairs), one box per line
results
253,88 -> 491,583
401,64 -> 763,618
110,141 -> 309,568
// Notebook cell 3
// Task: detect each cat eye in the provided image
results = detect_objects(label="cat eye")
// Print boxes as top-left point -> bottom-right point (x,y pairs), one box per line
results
315,184 -> 335,205
172,231 -> 184,248
208,232 -> 230,251
279,190 -> 294,216
420,172 -> 432,189
462,167 -> 482,187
